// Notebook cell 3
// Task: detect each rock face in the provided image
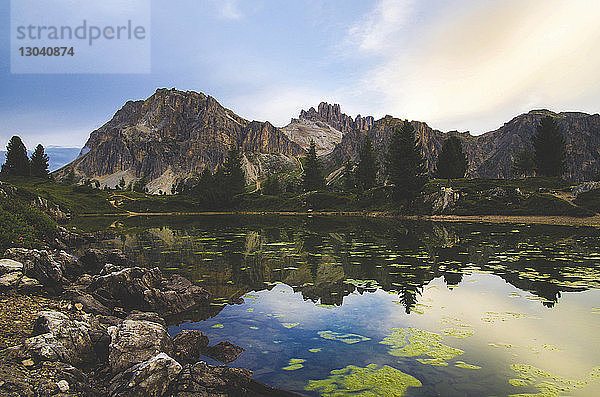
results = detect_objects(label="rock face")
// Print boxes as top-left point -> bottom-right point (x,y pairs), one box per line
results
282,102 -> 374,155
55,88 -> 304,193
327,110 -> 600,182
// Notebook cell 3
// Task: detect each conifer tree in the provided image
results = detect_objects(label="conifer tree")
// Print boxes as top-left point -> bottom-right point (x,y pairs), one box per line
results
356,135 -> 378,190
30,144 -> 50,178
511,149 -> 535,178
532,116 -> 565,177
262,175 -> 281,196
342,159 -> 356,192
435,136 -> 467,180
223,145 -> 246,196
385,121 -> 427,203
303,140 -> 325,191
1,136 -> 30,176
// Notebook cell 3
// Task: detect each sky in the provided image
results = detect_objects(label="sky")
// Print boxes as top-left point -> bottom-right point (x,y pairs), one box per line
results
1,0 -> 600,149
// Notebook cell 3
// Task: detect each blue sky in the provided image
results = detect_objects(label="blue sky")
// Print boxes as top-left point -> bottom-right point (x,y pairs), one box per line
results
1,0 -> 600,149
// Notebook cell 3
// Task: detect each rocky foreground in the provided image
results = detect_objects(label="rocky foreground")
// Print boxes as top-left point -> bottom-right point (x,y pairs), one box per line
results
0,247 -> 300,396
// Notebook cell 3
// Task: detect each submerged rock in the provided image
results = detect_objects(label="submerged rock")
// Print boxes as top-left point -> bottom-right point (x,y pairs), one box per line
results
108,319 -> 173,374
109,353 -> 182,397
202,341 -> 245,364
173,330 -> 209,363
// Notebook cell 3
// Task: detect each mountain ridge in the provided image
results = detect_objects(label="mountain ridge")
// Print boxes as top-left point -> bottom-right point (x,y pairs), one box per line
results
55,88 -> 600,191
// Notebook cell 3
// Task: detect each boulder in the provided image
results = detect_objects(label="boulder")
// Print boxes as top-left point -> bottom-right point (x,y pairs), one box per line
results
202,341 -> 245,364
125,311 -> 166,326
78,249 -> 129,275
88,267 -> 209,316
24,311 -> 96,367
173,330 -> 209,363
0,271 -> 23,288
0,259 -> 23,275
109,353 -> 182,397
108,319 -> 173,374
171,361 -> 253,396
3,248 -> 82,292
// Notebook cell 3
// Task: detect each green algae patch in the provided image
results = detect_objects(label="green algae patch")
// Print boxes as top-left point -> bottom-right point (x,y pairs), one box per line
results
508,363 -> 600,396
318,330 -> 371,344
211,324 -> 224,328
249,326 -> 259,330
316,303 -> 336,309
305,363 -> 421,396
380,328 -> 463,366
309,348 -> 322,353
282,322 -> 300,329
442,328 -> 475,339
455,361 -> 482,370
246,308 -> 254,312
283,358 -> 306,371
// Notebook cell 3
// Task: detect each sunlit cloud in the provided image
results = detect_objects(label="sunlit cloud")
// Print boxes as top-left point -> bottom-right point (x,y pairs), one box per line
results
212,0 -> 243,20
349,0 -> 600,133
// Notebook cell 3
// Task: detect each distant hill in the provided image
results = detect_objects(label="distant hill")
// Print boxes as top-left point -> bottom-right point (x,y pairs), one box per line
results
0,146 -> 80,172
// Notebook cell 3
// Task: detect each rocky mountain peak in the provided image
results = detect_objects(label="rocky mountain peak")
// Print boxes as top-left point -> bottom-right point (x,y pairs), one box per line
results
298,102 -> 374,134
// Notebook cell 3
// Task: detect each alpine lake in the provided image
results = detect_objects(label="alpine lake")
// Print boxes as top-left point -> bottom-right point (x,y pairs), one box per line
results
77,215 -> 600,396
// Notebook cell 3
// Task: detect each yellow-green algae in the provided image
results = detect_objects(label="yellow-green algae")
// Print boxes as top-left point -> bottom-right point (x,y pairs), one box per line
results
508,363 -> 600,396
211,324 -> 224,328
380,328 -> 464,366
309,348 -> 322,353
455,361 -> 482,370
282,358 -> 306,371
318,330 -> 371,344
282,322 -> 300,329
305,363 -> 422,396
442,328 -> 475,339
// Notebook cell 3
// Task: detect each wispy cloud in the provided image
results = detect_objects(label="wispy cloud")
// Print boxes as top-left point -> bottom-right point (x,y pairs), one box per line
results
212,0 -> 243,20
348,0 -> 600,133
348,0 -> 415,53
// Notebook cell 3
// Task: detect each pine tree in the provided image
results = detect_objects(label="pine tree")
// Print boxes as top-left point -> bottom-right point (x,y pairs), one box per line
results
385,121 -> 428,203
303,140 -> 325,191
342,159 -> 356,192
435,136 -> 467,180
30,144 -> 50,178
532,116 -> 565,177
223,145 -> 246,197
511,149 -> 535,178
1,136 -> 30,176
262,175 -> 281,196
356,135 -> 378,190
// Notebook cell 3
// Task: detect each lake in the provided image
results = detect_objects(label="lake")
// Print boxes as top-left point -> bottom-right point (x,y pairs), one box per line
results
82,215 -> 600,396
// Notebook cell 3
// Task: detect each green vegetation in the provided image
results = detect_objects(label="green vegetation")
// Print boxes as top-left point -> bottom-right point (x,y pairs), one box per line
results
305,363 -> 422,396
436,136 -> 467,180
303,140 -> 325,191
1,136 -> 30,177
356,135 -> 378,191
512,149 -> 535,178
385,121 -> 428,204
0,182 -> 57,251
533,116 -> 566,177
30,144 -> 50,178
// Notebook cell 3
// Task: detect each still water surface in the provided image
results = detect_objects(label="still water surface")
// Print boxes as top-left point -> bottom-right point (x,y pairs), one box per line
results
85,215 -> 600,396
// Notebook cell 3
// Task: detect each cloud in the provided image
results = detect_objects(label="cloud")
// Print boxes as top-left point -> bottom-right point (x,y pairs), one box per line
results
212,0 -> 243,20
349,0 -> 600,133
348,0 -> 415,53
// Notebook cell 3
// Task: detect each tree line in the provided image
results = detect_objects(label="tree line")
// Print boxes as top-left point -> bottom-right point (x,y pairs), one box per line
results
0,136 -> 50,178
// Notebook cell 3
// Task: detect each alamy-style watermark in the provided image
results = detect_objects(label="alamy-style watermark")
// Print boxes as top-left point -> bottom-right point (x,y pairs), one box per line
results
11,0 -> 151,74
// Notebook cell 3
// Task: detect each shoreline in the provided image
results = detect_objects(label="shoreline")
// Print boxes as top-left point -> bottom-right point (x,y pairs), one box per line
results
77,211 -> 600,227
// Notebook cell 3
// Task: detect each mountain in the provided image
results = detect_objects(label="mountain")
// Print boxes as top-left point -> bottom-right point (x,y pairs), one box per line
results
326,110 -> 600,182
0,147 -> 80,172
55,88 -> 304,193
281,102 -> 374,155
56,88 -> 600,192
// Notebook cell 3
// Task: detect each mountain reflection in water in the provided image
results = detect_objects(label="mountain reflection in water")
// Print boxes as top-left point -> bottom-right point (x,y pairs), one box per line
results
84,215 -> 600,396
